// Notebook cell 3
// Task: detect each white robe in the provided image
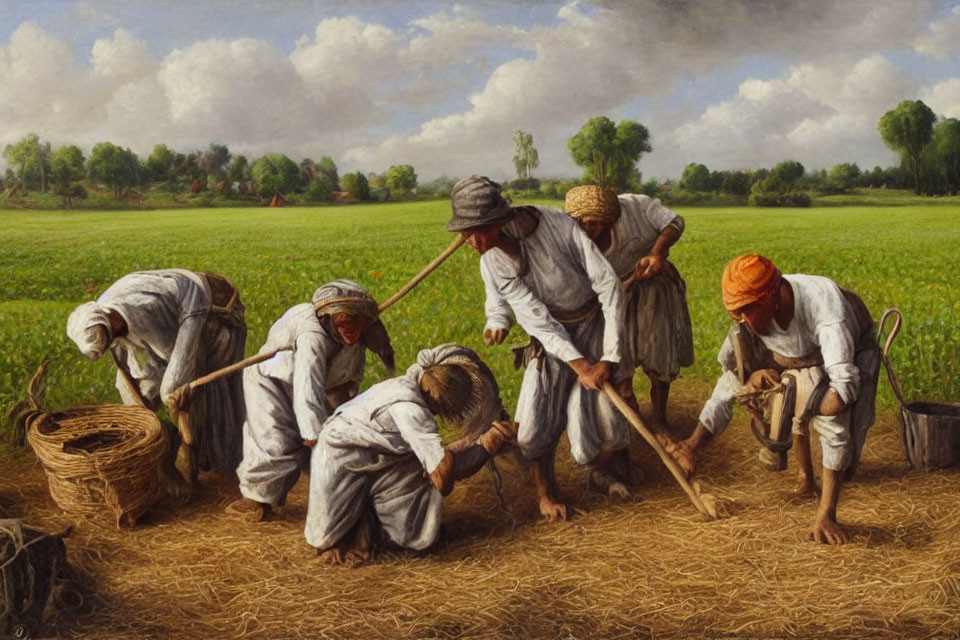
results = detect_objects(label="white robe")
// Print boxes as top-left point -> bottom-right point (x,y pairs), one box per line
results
304,376 -> 446,551
236,303 -> 366,506
480,206 -> 630,465
99,269 -> 246,473
699,274 -> 880,471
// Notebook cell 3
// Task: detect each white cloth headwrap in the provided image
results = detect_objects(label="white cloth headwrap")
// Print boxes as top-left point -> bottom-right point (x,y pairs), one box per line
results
405,343 -> 478,384
311,279 -> 379,320
66,301 -> 112,360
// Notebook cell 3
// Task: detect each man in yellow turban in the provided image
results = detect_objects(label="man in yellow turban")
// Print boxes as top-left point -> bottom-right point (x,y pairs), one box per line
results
563,185 -> 694,432
664,254 -> 880,545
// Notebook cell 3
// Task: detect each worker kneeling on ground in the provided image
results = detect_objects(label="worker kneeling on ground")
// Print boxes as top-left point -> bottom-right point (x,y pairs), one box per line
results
304,343 -> 516,567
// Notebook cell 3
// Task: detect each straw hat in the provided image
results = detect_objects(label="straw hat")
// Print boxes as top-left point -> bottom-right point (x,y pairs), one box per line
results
565,185 -> 621,225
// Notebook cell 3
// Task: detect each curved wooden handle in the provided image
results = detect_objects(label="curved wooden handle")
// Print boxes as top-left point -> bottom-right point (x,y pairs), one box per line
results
601,382 -> 715,519
378,236 -> 465,313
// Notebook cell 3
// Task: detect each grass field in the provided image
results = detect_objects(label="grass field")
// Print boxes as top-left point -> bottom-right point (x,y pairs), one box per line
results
1,201 -> 959,638
2,200 -> 958,418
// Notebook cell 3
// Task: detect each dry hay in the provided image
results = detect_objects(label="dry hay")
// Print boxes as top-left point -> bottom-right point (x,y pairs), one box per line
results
25,404 -> 166,529
1,384 -> 959,639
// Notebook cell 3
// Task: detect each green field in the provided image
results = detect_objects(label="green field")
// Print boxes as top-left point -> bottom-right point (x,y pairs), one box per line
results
2,201 -> 959,424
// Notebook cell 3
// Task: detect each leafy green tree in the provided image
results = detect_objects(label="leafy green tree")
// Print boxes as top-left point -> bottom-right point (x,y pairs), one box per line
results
317,156 -> 339,189
763,160 -> 805,193
146,144 -> 175,182
341,171 -> 370,201
305,176 -> 334,202
827,163 -> 861,192
878,100 -> 936,194
50,145 -> 86,190
680,163 -> 711,192
87,142 -> 142,198
384,164 -> 417,194
229,155 -> 250,182
932,118 -> 960,195
3,133 -> 51,192
173,151 -> 204,182
568,116 -> 651,191
368,172 -> 386,189
512,130 -> 539,180
200,143 -> 231,180
251,153 -> 300,195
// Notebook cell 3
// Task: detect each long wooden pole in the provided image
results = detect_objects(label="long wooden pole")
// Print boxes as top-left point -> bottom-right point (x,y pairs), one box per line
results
181,348 -> 291,395
179,236 -> 466,394
601,382 -> 716,519
111,351 -> 148,409
378,236 -> 465,313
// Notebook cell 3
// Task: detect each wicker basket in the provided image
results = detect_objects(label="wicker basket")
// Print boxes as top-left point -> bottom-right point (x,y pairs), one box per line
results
26,404 -> 167,528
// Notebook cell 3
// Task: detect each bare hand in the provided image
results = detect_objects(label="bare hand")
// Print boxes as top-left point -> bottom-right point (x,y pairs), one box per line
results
818,388 -> 847,416
811,513 -> 849,545
635,253 -> 664,280
538,496 -> 569,522
569,359 -> 612,391
747,368 -> 781,392
164,384 -> 193,416
483,327 -> 508,345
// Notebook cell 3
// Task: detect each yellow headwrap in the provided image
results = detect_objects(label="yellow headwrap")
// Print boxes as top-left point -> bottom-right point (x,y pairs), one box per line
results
564,185 -> 621,225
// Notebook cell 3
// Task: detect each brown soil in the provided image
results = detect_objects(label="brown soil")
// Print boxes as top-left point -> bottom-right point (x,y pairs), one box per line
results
2,387 -> 958,639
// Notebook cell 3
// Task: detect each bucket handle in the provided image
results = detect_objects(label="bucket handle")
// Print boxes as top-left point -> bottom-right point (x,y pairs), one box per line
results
876,308 -> 906,408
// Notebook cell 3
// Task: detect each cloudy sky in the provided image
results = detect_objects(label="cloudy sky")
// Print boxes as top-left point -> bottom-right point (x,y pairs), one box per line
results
3,0 -> 960,181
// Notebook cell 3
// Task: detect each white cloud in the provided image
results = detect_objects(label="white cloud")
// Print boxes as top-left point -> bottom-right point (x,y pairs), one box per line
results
0,1 -> 955,181
915,5 -> 960,59
920,78 -> 960,118
664,56 -> 916,174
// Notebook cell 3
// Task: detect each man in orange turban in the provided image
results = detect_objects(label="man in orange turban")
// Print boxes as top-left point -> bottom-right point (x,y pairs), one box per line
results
662,254 -> 881,545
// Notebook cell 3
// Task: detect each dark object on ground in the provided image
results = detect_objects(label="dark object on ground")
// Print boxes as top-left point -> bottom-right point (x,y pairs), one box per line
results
0,519 -> 71,639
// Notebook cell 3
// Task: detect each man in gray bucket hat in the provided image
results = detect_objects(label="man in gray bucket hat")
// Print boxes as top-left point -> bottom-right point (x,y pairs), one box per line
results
448,176 -> 635,522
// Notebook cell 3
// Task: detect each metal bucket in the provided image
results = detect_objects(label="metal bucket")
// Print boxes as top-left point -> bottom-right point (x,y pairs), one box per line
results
878,309 -> 960,470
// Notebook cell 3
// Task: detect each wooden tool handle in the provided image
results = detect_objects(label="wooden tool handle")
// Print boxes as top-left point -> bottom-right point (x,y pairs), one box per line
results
180,347 -> 292,395
601,382 -> 714,519
378,236 -> 465,313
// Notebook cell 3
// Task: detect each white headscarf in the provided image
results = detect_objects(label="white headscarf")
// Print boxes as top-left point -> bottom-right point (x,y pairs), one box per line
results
66,302 -> 112,360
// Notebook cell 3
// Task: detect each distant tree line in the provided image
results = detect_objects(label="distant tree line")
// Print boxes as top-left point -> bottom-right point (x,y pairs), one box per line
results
0,134 -> 426,207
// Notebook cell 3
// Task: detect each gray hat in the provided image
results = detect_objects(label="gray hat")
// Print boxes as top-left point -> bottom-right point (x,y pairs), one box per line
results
447,176 -> 515,232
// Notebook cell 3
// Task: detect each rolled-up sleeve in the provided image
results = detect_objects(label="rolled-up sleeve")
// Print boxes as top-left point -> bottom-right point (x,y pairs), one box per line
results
817,323 -> 860,405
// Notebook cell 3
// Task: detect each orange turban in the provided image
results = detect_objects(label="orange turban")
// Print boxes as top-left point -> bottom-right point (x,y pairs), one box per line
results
721,254 -> 781,312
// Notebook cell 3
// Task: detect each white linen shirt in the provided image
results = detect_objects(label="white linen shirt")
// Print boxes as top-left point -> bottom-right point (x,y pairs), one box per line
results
479,206 -> 624,364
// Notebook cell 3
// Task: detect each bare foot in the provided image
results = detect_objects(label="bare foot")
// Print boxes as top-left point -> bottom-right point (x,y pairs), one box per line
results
538,496 -> 569,522
589,468 -> 632,500
810,514 -> 849,545
608,482 -> 630,500
225,498 -> 272,523
317,548 -> 344,565
657,434 -> 696,477
793,474 -> 820,497
160,466 -> 193,503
